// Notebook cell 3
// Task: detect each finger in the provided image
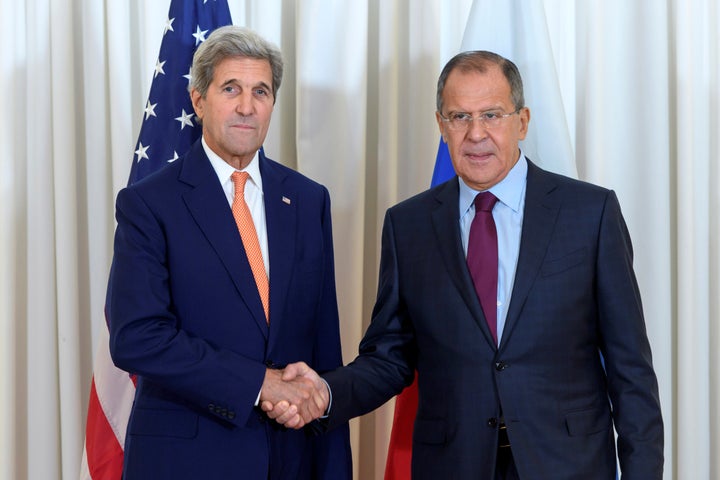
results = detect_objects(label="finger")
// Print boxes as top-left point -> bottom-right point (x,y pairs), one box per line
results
275,404 -> 299,424
284,414 -> 305,430
266,400 -> 291,420
281,361 -> 311,381
310,390 -> 328,416
260,400 -> 274,413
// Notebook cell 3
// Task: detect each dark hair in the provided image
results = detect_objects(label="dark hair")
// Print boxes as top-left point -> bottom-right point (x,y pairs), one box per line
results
436,51 -> 524,113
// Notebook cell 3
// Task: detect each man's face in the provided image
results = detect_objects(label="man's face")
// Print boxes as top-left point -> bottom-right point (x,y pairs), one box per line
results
191,57 -> 274,169
436,66 -> 530,191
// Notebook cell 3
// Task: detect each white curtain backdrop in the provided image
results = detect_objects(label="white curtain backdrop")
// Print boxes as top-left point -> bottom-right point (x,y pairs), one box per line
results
0,0 -> 717,478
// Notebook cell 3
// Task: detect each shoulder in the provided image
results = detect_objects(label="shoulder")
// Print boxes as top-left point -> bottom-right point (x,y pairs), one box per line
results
527,159 -> 614,204
388,178 -> 458,216
117,142 -> 210,209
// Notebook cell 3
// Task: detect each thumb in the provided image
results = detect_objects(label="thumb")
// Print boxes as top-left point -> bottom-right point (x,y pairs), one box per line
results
281,361 -> 310,381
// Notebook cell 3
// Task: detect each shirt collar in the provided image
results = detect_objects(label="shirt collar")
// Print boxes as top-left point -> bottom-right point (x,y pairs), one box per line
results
202,136 -> 263,192
458,150 -> 528,216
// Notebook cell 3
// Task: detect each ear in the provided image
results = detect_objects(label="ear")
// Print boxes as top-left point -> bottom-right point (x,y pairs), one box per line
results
190,88 -> 204,121
435,111 -> 448,144
517,106 -> 530,141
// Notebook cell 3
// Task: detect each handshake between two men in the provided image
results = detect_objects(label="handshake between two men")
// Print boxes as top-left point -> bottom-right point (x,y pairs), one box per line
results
259,362 -> 327,429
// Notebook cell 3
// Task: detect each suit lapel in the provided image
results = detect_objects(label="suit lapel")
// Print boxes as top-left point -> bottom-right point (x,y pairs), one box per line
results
501,161 -> 561,347
431,180 -> 497,349
259,153 -> 296,349
179,142 -> 269,338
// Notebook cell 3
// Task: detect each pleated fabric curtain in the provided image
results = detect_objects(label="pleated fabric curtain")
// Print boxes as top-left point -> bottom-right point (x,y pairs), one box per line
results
0,1 -> 717,479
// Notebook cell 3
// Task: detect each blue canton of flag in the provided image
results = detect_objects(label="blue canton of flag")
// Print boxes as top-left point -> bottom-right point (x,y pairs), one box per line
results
129,0 -> 232,185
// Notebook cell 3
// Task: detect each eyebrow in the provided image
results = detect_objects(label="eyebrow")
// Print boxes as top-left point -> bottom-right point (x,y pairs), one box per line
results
449,105 -> 506,113
220,79 -> 272,92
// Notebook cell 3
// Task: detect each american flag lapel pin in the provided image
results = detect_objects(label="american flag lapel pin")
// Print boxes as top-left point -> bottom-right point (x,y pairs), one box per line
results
282,196 -> 291,205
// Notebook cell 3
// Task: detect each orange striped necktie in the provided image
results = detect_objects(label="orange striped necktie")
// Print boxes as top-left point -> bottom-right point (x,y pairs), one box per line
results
231,171 -> 269,322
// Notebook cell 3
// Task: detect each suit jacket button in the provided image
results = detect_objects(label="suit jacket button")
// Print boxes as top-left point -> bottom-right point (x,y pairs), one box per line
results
228,411 -> 236,420
495,361 -> 507,371
487,417 -> 498,428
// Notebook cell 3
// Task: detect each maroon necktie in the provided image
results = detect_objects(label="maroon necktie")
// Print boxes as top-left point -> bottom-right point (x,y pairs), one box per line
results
466,192 -> 499,344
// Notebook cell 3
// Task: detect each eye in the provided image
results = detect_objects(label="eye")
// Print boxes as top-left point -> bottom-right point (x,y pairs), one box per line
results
254,88 -> 269,97
450,112 -> 472,122
482,111 -> 500,120
223,85 -> 238,94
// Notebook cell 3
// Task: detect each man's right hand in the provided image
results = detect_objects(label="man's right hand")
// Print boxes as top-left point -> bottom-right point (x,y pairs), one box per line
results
260,362 -> 329,429
259,363 -> 329,429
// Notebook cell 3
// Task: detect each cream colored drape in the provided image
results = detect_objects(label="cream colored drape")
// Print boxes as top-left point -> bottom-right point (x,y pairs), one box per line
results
1,1 -> 717,478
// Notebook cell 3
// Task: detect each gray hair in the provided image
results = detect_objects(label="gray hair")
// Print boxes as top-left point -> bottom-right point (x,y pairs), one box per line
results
436,51 -> 524,114
190,25 -> 284,104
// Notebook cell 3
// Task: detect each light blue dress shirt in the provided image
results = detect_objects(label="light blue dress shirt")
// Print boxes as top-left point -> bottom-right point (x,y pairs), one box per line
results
458,153 -> 527,345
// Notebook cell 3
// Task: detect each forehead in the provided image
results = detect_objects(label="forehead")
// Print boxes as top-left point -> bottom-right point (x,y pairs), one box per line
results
212,56 -> 273,84
442,66 -> 512,110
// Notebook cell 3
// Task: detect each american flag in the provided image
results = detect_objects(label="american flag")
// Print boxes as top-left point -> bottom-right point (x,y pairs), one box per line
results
80,1 -> 232,478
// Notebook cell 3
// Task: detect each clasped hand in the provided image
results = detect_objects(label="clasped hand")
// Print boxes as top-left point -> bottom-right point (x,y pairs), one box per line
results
259,362 -> 327,429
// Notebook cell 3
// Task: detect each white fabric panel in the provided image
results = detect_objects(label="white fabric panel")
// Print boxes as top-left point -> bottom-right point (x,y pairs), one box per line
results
50,0 -> 85,477
294,0 -> 369,360
25,0 -> 61,476
0,0 -> 25,477
460,0 -> 576,177
80,0 -> 114,356
673,1 -> 714,477
106,2 -> 139,198
294,4 -> 370,476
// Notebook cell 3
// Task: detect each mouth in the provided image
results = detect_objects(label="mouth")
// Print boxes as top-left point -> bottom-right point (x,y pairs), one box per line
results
464,151 -> 494,162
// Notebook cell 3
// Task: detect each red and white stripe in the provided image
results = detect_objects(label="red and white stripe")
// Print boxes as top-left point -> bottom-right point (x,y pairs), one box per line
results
80,324 -> 135,480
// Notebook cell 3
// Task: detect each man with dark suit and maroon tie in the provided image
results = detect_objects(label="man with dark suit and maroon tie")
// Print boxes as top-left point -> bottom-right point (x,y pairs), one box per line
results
267,51 -> 663,479
106,26 -> 351,479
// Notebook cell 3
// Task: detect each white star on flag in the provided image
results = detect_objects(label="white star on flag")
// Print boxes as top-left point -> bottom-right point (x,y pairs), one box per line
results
175,109 -> 195,129
193,25 -> 209,45
168,151 -> 180,163
154,59 -> 166,78
164,17 -> 175,35
144,101 -> 158,120
135,142 -> 150,162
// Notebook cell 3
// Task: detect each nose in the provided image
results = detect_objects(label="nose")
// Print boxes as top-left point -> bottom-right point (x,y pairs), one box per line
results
235,92 -> 254,116
466,117 -> 489,141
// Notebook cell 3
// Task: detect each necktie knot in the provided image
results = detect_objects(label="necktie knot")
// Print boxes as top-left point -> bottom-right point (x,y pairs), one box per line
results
232,171 -> 250,197
474,191 -> 498,212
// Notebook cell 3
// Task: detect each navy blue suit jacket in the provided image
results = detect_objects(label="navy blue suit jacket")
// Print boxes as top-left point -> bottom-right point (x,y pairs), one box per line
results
107,140 -> 351,479
324,160 -> 663,479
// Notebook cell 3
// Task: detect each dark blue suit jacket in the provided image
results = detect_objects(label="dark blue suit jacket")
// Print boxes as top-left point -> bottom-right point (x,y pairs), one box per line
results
324,160 -> 663,479
107,140 -> 351,479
